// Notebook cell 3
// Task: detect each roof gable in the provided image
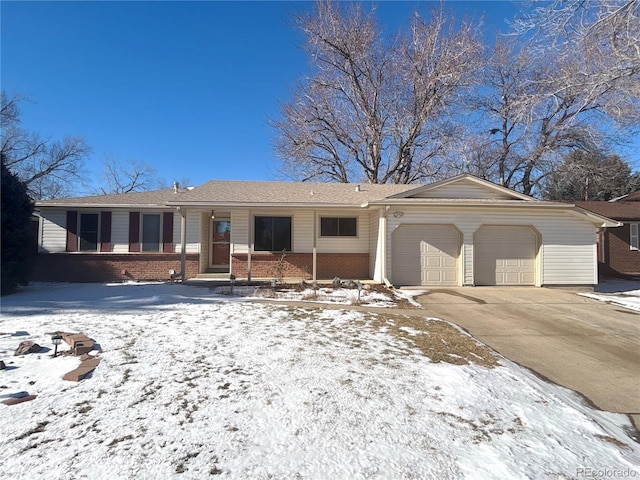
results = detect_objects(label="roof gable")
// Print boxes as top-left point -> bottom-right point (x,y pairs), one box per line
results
388,174 -> 535,201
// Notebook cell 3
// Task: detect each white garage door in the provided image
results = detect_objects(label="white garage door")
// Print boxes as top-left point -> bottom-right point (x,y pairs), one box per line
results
392,225 -> 459,286
474,226 -> 537,285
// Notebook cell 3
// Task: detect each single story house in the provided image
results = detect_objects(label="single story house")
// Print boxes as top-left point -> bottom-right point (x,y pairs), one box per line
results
32,174 -> 619,287
575,193 -> 640,278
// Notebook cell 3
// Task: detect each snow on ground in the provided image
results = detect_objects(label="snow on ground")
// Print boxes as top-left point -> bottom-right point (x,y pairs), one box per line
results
1,282 -> 638,479
580,279 -> 640,312
211,283 -> 419,308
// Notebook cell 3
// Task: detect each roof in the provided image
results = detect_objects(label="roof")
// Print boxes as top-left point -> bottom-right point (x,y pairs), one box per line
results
31,176 -> 623,227
574,201 -> 640,221
621,190 -> 640,202
387,174 -> 536,201
167,180 -> 416,206
36,181 -> 416,208
35,188 -> 181,207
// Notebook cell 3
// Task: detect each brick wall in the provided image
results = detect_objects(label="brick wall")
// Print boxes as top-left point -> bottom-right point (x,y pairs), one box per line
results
231,253 -> 313,280
603,224 -> 640,276
31,253 -> 200,282
316,253 -> 369,279
231,253 -> 369,280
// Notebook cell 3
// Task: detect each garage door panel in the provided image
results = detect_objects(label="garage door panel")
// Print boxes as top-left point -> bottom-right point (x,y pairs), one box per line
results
426,256 -> 444,268
475,226 -> 537,286
392,225 -> 459,286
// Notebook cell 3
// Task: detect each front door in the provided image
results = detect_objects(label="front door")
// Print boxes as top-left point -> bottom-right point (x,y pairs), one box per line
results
209,219 -> 231,272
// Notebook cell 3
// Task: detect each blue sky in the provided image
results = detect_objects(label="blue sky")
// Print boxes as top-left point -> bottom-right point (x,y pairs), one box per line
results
1,1 -> 581,191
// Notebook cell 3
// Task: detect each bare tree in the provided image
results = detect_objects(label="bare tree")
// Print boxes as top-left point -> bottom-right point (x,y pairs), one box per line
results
97,155 -> 158,194
543,150 -> 633,200
273,1 -> 481,184
465,36 -> 628,196
512,0 -> 640,124
1,91 -> 91,199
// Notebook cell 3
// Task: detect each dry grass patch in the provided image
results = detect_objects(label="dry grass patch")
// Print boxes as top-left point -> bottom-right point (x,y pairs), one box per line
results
370,314 -> 500,368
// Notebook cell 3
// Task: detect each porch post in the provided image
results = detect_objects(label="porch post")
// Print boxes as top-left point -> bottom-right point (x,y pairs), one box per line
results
312,210 -> 317,281
247,209 -> 252,282
379,207 -> 388,284
180,207 -> 187,282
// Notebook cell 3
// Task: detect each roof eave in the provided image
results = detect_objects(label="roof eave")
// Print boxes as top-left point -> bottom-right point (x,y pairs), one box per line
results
571,206 -> 623,228
35,202 -> 172,209
366,199 -> 567,207
165,201 -> 366,209
386,174 -> 536,201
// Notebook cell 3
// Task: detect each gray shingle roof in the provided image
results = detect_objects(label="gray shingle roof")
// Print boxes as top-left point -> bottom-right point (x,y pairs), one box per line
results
171,180 -> 416,205
36,181 -> 417,207
575,201 -> 640,221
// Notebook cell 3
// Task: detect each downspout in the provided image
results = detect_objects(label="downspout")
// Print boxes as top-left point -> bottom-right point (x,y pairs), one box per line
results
381,206 -> 392,287
36,211 -> 44,253
312,210 -> 317,281
180,207 -> 187,282
247,209 -> 252,282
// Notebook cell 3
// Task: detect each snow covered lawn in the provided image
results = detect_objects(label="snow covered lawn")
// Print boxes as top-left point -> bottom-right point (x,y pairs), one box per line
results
579,279 -> 640,312
210,281 -> 423,308
1,283 -> 638,479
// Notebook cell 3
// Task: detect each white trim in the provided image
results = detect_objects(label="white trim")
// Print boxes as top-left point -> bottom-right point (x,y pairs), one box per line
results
386,174 -> 536,201
319,216 -> 358,238
630,223 -> 639,251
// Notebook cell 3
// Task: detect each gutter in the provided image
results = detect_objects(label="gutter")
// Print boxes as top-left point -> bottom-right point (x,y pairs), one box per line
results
365,200 -> 572,208
570,207 -> 622,228
165,201 -> 366,209
35,202 -> 172,209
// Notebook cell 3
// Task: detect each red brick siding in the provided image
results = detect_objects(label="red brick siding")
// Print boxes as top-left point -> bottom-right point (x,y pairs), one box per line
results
32,253 -> 200,282
231,253 -> 369,280
602,224 -> 640,276
231,253 -> 313,279
316,253 -> 369,279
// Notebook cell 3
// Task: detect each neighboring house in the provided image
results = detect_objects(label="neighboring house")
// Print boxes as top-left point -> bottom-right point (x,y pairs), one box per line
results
33,174 -> 618,287
575,193 -> 640,278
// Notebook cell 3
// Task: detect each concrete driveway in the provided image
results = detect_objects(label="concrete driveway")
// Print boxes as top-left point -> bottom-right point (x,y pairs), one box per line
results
414,287 -> 640,430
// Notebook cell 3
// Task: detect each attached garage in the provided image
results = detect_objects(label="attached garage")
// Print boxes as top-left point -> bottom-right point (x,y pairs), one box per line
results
474,226 -> 538,285
392,225 -> 460,286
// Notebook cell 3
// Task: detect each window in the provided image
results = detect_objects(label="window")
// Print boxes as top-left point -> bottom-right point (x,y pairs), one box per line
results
254,216 -> 291,252
631,223 -> 639,251
79,213 -> 99,251
320,217 -> 357,237
142,214 -> 161,252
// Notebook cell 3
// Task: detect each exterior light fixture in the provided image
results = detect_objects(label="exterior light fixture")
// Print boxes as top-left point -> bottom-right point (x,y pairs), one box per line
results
211,211 -> 216,220
393,211 -> 404,218
51,334 -> 63,357
356,281 -> 363,302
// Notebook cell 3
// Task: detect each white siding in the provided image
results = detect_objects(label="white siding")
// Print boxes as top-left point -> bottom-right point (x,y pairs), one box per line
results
539,219 -> 595,284
386,207 -> 597,286
316,209 -> 369,254
184,210 -> 200,253
228,208 -> 369,255
412,182 -> 516,200
199,212 -> 209,273
295,210 -> 314,253
231,210 -> 250,253
112,211 -> 130,253
39,209 -> 67,253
